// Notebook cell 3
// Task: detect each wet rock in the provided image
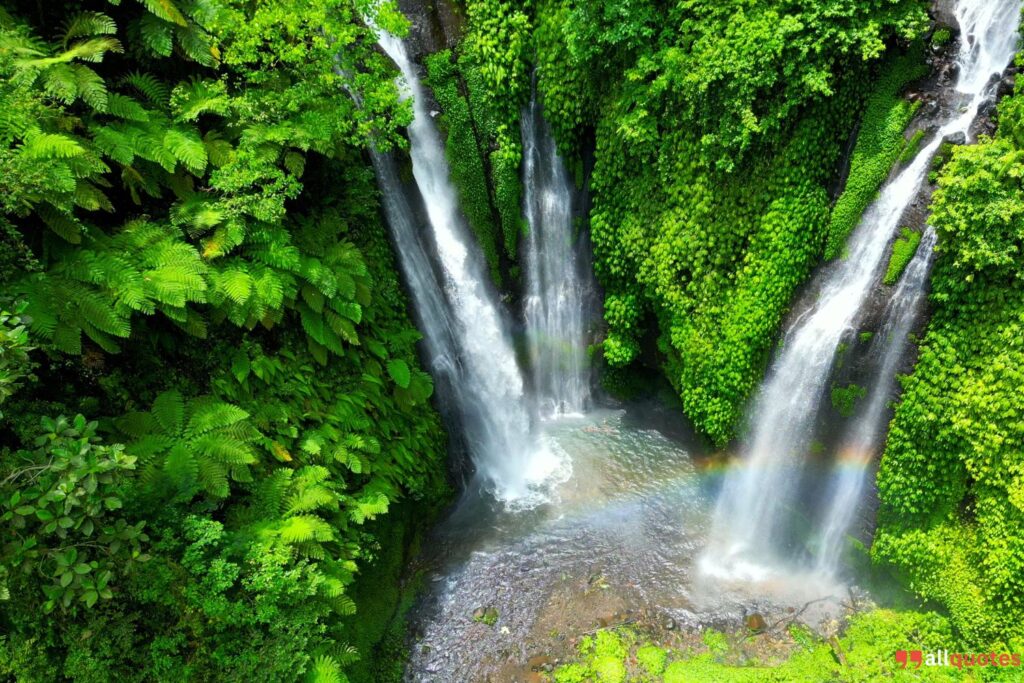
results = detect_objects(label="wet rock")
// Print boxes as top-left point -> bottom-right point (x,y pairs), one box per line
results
998,75 -> 1016,99
745,613 -> 767,632
664,617 -> 676,630
932,1 -> 957,29
528,655 -> 553,672
939,61 -> 960,85
943,131 -> 967,147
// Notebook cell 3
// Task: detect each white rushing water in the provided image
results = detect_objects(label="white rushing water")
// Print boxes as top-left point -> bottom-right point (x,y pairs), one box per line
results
521,94 -> 593,419
703,0 -> 1022,580
373,30 -> 568,506
813,227 -> 938,576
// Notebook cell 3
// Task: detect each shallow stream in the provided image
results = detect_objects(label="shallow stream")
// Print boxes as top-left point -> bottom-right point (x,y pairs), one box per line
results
404,407 -> 853,681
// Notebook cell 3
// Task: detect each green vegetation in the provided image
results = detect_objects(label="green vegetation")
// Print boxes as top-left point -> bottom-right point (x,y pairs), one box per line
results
929,140 -> 958,183
548,610 -> 993,682
532,0 -> 928,444
932,27 -> 954,48
901,129 -> 927,164
0,1 -> 449,680
831,383 -> 868,418
874,76 -> 1024,645
825,47 -> 928,260
884,227 -> 925,285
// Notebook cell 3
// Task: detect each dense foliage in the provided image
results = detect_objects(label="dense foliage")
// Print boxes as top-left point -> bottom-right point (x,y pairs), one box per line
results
0,1 -> 449,681
531,0 -> 929,444
874,74 -> 1024,645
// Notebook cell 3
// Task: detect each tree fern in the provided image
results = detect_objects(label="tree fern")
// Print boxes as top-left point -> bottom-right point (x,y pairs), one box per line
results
118,391 -> 258,499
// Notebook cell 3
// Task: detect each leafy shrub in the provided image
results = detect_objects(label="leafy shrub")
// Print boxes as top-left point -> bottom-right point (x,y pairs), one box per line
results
533,0 -> 928,444
874,84 -> 1024,645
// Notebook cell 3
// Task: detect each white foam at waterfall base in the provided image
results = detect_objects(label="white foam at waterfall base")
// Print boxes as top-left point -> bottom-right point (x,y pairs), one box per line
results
372,28 -> 570,508
701,0 -> 1023,584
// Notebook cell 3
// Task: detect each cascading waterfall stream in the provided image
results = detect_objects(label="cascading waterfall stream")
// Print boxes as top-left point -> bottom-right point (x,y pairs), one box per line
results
373,29 -> 568,506
521,93 -> 593,418
703,0 -> 1022,580
813,227 -> 938,576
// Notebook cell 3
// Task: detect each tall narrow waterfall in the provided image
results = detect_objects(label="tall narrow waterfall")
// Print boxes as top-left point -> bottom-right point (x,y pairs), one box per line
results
703,0 -> 1022,578
373,31 -> 567,506
814,227 -> 938,576
522,94 -> 593,418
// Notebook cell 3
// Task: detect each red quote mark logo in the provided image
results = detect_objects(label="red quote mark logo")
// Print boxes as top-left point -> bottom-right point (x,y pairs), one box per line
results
895,651 -> 923,669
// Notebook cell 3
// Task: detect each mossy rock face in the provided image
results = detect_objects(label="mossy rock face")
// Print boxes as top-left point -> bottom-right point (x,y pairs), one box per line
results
883,227 -> 924,285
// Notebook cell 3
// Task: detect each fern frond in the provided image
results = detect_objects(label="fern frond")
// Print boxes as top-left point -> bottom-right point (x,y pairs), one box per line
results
72,64 -> 108,111
217,269 -> 253,305
139,0 -> 188,27
196,457 -> 229,497
175,23 -> 218,67
37,204 -> 83,243
348,492 -> 389,524
164,442 -> 198,491
124,72 -> 169,105
41,63 -> 77,102
253,468 -> 292,519
66,37 -> 123,63
279,515 -> 334,544
164,127 -> 207,174
21,132 -> 84,159
52,322 -> 82,354
286,487 -> 338,515
116,410 -> 158,438
151,390 -> 184,434
106,93 -> 150,121
203,130 -> 233,167
63,12 -> 117,48
191,434 -> 256,466
308,655 -> 344,683
171,78 -> 229,122
186,401 -> 248,436
79,291 -> 130,337
137,12 -> 173,57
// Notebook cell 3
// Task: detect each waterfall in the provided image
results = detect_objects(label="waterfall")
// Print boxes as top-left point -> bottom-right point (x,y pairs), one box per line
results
813,227 -> 938,576
372,30 -> 568,507
703,0 -> 1022,579
521,94 -> 593,418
